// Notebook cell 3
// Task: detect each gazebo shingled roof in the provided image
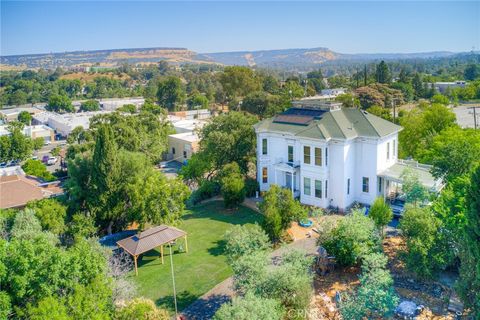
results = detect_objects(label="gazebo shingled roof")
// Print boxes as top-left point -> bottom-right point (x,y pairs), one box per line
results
116,225 -> 188,275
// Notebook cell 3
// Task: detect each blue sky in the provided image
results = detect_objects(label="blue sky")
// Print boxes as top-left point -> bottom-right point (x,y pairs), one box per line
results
1,1 -> 479,56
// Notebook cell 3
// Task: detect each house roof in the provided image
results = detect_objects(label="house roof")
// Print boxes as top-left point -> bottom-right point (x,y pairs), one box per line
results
0,174 -> 64,209
378,160 -> 444,192
254,107 -> 402,140
116,225 -> 187,256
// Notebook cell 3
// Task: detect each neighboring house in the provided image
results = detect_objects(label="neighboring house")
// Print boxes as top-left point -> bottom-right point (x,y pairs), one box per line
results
165,116 -> 206,162
320,88 -> 346,97
0,166 -> 64,209
0,124 -> 55,142
432,81 -> 466,93
254,104 -> 442,212
167,132 -> 199,162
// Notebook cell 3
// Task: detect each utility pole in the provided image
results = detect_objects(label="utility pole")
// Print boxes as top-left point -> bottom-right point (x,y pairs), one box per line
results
364,65 -> 367,86
169,243 -> 178,319
469,106 -> 480,130
391,99 -> 397,124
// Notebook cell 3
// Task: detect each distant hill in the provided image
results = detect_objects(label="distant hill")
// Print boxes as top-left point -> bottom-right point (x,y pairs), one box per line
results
0,46 -> 463,70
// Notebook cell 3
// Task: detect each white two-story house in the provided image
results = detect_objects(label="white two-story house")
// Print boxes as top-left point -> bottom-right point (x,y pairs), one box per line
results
254,103 -> 442,212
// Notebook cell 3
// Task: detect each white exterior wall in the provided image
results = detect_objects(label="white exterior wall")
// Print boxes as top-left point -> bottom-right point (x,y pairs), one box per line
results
256,131 -> 399,211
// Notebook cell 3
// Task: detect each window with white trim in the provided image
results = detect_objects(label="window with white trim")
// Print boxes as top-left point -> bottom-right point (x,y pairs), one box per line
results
315,180 -> 322,198
304,177 -> 311,196
362,177 -> 369,193
303,146 -> 311,164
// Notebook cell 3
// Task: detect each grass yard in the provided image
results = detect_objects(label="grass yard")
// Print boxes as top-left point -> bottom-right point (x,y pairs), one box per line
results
131,200 -> 262,312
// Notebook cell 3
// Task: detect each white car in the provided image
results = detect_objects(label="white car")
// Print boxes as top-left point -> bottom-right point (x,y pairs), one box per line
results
47,156 -> 57,165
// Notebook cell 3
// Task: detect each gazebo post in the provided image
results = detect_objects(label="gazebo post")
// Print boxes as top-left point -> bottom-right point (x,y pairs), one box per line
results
134,255 -> 138,276
184,235 -> 188,253
160,245 -> 164,264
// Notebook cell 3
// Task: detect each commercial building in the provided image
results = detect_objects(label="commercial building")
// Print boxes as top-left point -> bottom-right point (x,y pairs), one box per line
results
33,111 -> 110,136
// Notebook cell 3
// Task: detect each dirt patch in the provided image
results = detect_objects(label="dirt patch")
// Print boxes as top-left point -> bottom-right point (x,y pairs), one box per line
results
310,236 -> 455,319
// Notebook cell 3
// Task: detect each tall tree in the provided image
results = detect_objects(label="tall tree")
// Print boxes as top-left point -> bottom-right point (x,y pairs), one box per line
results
157,76 -> 186,111
219,66 -> 262,100
457,166 -> 480,315
375,61 -> 392,84
91,125 -> 120,233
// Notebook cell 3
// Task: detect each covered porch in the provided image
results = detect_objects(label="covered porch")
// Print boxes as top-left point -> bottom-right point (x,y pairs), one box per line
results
273,161 -> 301,198
377,160 -> 444,216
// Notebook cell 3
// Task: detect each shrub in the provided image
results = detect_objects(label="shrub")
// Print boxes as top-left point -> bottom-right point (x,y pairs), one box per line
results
399,206 -> 444,278
22,159 -> 56,182
188,180 -> 220,206
214,292 -> 284,320
26,198 -> 67,235
321,210 -> 381,266
339,253 -> 399,319
224,224 -> 270,263
368,197 -> 393,237
115,298 -> 169,320
220,162 -> 246,208
260,185 -> 307,241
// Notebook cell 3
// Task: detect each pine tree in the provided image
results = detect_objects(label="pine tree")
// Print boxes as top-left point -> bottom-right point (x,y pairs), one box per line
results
412,73 -> 424,99
457,166 -> 480,316
375,61 -> 391,84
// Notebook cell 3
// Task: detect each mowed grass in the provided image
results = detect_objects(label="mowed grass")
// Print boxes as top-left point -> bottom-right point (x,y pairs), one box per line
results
131,201 -> 262,312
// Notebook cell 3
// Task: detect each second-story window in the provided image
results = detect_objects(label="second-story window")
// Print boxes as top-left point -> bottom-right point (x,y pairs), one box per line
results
347,178 -> 351,195
315,147 -> 322,166
325,180 -> 328,198
387,142 -> 390,160
303,146 -> 311,164
393,139 -> 396,157
288,145 -> 294,162
262,138 -> 268,155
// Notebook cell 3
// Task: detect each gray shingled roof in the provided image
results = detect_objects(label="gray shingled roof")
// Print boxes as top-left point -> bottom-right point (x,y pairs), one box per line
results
116,225 -> 186,256
253,108 -> 402,140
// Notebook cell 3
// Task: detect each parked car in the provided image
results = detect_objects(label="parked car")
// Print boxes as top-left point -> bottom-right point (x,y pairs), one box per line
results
44,140 -> 51,146
32,156 -> 38,161
0,162 -> 6,168
47,156 -> 57,165
42,155 -> 50,163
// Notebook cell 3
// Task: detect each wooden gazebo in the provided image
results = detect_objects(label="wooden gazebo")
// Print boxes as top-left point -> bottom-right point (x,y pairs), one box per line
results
116,225 -> 188,275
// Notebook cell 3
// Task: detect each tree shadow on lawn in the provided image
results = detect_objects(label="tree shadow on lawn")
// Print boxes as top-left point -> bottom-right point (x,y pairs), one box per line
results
182,201 -> 263,226
156,290 -> 198,313
207,239 -> 226,256
181,293 -> 231,320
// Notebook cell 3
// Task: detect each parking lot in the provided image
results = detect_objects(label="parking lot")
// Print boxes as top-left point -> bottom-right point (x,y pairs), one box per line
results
33,140 -> 67,173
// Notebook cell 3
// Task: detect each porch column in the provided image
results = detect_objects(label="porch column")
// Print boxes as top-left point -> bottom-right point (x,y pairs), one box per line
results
291,172 -> 294,195
160,245 -> 164,264
134,255 -> 138,276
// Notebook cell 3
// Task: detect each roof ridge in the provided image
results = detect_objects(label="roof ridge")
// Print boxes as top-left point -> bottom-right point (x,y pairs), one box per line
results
326,111 -> 347,139
356,109 -> 381,137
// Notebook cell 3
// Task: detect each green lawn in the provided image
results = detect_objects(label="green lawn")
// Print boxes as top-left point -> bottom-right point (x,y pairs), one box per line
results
131,200 -> 262,312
